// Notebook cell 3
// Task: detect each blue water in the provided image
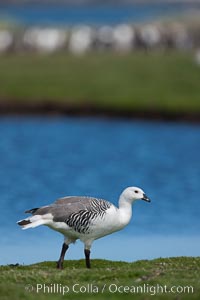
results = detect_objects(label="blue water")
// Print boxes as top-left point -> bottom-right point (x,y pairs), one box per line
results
0,117 -> 200,265
0,3 -> 198,25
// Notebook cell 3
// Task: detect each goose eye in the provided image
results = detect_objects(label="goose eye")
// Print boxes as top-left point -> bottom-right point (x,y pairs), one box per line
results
134,190 -> 138,193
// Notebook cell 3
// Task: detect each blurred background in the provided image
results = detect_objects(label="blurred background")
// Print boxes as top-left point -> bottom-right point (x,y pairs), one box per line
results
0,0 -> 200,265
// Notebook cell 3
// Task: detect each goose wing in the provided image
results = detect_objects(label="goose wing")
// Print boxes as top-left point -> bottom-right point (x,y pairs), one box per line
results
25,196 -> 112,223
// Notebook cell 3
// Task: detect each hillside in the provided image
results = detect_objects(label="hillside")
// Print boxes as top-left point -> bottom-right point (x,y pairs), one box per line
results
1,257 -> 200,300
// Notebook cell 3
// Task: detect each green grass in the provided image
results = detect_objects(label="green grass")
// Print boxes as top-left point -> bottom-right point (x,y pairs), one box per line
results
1,257 -> 200,300
0,52 -> 200,114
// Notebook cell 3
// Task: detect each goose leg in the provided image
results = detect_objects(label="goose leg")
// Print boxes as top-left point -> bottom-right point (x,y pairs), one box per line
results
84,249 -> 91,269
57,243 -> 69,269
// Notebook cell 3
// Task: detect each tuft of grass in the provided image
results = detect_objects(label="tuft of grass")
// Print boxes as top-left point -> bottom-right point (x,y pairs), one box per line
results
0,52 -> 200,114
0,257 -> 200,300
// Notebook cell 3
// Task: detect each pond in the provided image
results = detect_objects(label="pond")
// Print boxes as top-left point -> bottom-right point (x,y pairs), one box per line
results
0,116 -> 200,265
0,3 -> 198,25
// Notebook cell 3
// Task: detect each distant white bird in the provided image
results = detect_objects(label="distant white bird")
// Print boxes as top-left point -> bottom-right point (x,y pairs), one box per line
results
18,186 -> 150,268
68,26 -> 94,55
0,30 -> 13,53
23,27 -> 67,53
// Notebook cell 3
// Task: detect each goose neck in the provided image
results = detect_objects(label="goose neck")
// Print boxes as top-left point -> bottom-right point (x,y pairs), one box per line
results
117,195 -> 133,226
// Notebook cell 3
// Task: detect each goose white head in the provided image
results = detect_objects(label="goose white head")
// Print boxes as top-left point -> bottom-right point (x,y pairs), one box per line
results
120,186 -> 151,204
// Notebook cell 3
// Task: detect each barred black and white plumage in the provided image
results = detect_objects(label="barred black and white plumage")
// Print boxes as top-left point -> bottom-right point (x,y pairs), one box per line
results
64,199 -> 111,234
17,187 -> 151,269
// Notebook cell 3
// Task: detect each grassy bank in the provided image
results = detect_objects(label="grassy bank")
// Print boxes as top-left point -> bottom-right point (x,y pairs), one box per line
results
0,52 -> 200,118
1,257 -> 200,300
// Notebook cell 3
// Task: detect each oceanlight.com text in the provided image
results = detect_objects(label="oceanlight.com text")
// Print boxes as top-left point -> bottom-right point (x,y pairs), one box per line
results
25,283 -> 194,295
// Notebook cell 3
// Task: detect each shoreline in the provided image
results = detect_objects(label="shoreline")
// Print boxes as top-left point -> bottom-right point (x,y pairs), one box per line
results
0,101 -> 200,123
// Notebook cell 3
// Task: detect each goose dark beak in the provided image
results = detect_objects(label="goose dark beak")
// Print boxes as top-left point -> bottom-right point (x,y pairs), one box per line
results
142,194 -> 151,202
